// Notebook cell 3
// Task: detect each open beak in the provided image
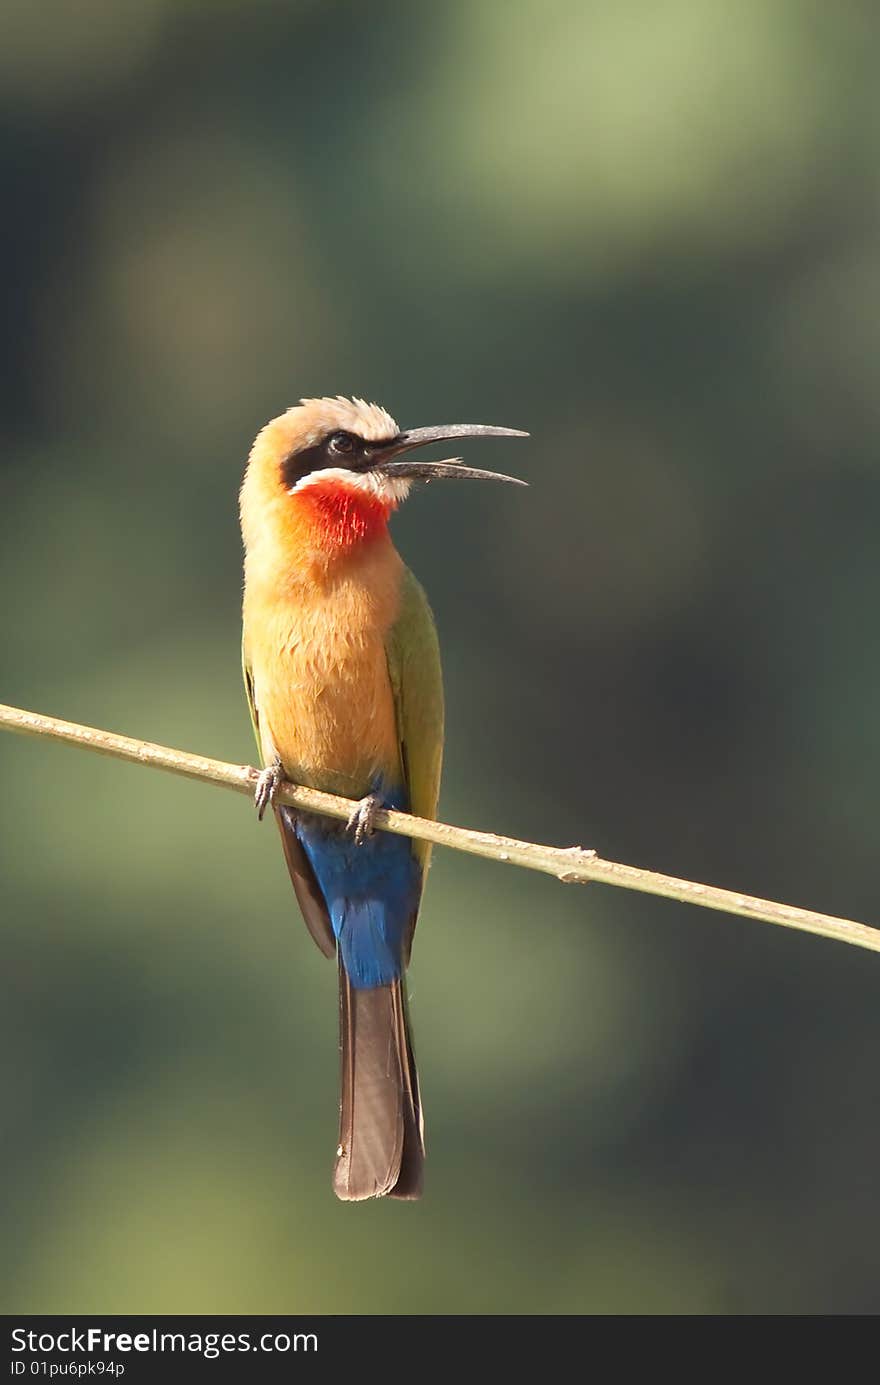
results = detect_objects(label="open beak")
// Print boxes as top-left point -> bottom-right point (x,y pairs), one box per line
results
373,423 -> 529,486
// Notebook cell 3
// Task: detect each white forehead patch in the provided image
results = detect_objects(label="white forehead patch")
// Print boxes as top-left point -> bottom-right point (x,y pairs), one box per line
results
294,395 -> 399,445
290,466 -> 412,507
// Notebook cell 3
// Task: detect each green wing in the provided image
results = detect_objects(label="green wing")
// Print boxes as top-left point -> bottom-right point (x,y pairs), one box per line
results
242,636 -> 260,755
386,566 -> 444,875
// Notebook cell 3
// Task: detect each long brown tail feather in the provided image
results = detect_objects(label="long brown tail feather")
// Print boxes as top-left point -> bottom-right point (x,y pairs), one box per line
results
333,963 -> 424,1201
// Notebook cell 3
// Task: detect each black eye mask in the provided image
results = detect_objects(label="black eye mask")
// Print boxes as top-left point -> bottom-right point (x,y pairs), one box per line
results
279,431 -> 386,490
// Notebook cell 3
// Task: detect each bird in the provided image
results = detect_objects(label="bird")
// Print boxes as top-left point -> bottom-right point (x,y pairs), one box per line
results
239,396 -> 527,1200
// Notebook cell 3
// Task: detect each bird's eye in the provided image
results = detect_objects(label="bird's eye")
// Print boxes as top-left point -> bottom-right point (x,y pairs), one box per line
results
328,431 -> 356,455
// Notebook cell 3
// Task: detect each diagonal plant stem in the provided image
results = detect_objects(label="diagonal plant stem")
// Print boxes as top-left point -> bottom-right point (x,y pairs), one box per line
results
1,699 -> 878,956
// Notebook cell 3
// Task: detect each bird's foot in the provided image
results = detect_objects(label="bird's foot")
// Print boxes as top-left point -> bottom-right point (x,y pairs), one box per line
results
346,793 -> 383,846
254,756 -> 284,821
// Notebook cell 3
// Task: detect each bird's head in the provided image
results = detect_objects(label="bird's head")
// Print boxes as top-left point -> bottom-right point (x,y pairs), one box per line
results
240,396 -> 527,566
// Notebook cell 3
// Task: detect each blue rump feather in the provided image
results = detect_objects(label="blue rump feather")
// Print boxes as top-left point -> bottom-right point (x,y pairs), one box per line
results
289,782 -> 422,989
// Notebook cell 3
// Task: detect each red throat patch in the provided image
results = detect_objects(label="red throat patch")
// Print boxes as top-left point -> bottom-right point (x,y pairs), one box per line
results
295,481 -> 395,552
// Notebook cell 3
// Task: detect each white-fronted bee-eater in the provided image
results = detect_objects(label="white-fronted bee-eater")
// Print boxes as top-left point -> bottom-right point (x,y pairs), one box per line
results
240,396 -> 527,1199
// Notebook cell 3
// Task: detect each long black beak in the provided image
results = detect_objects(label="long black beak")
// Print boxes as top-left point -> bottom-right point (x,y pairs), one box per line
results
373,423 -> 529,486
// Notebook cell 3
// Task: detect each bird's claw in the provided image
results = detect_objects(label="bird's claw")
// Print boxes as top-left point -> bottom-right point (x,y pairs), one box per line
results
254,757 -> 284,821
346,793 -> 383,846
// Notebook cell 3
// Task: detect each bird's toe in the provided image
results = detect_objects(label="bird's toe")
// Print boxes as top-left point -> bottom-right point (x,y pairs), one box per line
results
254,757 -> 284,821
346,793 -> 383,846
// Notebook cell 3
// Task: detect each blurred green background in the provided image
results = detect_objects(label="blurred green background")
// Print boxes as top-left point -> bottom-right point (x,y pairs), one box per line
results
2,0 -> 880,1315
